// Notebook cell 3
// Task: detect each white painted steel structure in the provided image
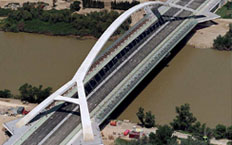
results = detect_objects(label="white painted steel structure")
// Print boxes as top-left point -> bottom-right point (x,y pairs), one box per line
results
16,0 -> 220,143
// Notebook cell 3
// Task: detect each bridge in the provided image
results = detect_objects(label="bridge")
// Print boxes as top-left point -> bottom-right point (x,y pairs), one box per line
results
3,0 -> 224,144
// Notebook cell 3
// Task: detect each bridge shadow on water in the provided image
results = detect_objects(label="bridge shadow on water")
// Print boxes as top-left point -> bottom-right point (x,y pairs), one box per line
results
99,26 -> 199,130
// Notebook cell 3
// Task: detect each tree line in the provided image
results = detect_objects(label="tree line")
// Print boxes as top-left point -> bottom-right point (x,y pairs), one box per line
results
0,8 -> 13,17
0,83 -> 52,103
111,0 -> 140,10
1,2 -> 130,38
213,23 -> 232,51
117,104 -> 232,145
82,0 -> 104,9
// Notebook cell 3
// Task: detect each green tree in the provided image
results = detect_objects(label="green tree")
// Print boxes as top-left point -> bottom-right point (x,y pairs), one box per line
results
226,126 -> 232,140
144,111 -> 155,128
149,125 -> 176,145
181,137 -> 208,145
0,89 -> 13,98
9,11 -> 22,21
18,83 -> 52,103
19,83 -> 34,102
213,23 -> 232,51
170,104 -> 197,132
70,1 -> 81,12
22,10 -> 33,21
40,12 -> 50,22
214,124 -> 227,139
36,86 -> 52,103
136,107 -> 145,126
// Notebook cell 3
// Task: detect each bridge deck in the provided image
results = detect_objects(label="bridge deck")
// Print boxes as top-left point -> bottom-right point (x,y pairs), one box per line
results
16,0 -> 206,145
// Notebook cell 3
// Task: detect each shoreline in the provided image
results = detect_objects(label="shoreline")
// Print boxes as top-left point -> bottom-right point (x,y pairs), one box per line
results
1,16 -> 231,49
0,29 -> 120,41
187,18 -> 232,49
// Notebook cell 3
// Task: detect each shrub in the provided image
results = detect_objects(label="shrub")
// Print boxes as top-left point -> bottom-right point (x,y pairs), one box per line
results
0,89 -> 13,98
18,83 -> 52,103
149,125 -> 176,145
82,0 -> 104,9
70,1 -> 81,12
136,107 -> 145,125
213,23 -> 232,51
214,124 -> 227,139
170,104 -> 197,132
144,111 -> 155,128
0,8 -> 13,17
181,137 -> 208,145
226,126 -> 232,140
111,1 -> 140,10
136,107 -> 155,128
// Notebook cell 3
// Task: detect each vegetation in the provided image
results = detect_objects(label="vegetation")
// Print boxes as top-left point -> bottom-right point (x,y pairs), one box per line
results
213,124 -> 232,140
82,0 -> 104,9
136,107 -> 155,128
170,104 -> 197,132
216,2 -> 232,18
19,83 -> 52,103
214,124 -> 227,139
170,104 -> 215,140
115,125 -> 177,145
0,8 -> 13,17
149,125 -> 177,145
0,83 -> 52,103
70,1 -> 81,12
181,137 -> 208,145
1,2 -> 130,38
0,89 -> 13,98
111,1 -> 140,10
213,24 -> 232,51
136,107 -> 145,125
226,126 -> 232,140
120,104 -> 232,145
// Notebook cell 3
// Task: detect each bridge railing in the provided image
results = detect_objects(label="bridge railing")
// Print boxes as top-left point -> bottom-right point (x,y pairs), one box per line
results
84,16 -> 156,83
93,20 -> 198,125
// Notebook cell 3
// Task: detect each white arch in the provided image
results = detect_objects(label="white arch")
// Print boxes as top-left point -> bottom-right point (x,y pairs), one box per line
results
72,1 -> 196,81
16,1 -> 199,143
72,1 -> 197,142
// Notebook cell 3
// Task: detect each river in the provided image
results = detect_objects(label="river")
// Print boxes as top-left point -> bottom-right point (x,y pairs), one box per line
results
0,32 -> 231,127
0,32 -> 95,94
118,45 -> 232,127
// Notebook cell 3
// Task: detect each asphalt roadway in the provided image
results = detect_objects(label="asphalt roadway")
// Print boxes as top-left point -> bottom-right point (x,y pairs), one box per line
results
21,0 -> 205,144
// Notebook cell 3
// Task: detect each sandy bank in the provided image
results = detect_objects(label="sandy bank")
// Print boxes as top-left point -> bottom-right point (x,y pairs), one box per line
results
0,98 -> 36,145
188,19 -> 232,49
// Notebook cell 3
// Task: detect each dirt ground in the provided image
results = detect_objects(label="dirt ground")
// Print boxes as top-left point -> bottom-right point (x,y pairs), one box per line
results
0,98 -> 36,145
188,19 -> 232,49
102,120 -> 157,145
102,120 -> 230,145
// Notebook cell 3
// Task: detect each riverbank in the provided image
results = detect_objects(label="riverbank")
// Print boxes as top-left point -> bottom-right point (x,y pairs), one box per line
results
0,98 -> 36,145
118,44 -> 231,127
188,18 -> 232,49
102,120 -> 231,145
0,2 -> 131,38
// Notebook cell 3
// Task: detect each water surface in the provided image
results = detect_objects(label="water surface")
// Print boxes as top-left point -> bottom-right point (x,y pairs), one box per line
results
118,46 -> 232,127
0,32 -> 231,127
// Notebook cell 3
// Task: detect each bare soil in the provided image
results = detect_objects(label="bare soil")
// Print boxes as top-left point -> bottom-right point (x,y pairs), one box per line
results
188,19 -> 232,49
0,98 -> 36,145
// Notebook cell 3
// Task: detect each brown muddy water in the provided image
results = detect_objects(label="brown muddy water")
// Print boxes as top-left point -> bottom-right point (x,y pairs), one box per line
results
0,32 -> 95,94
0,32 -> 231,127
118,45 -> 232,127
